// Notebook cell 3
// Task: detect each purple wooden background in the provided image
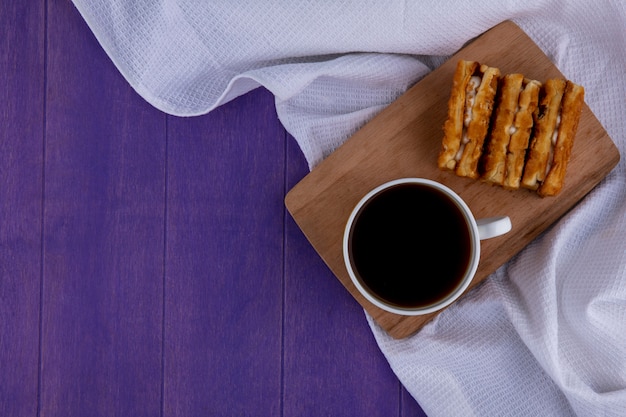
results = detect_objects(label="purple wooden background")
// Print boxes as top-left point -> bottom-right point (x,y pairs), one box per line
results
1,1 -> 427,416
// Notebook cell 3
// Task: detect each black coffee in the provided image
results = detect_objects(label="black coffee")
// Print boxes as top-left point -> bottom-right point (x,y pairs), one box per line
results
348,183 -> 472,308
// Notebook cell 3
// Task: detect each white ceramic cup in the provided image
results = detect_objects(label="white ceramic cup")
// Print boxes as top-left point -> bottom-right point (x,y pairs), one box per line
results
343,178 -> 511,316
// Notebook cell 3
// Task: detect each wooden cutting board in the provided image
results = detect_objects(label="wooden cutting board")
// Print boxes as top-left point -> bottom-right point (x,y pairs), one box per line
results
284,21 -> 620,339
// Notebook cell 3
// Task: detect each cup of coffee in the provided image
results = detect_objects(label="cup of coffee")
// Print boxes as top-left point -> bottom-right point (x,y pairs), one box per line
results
343,178 -> 511,316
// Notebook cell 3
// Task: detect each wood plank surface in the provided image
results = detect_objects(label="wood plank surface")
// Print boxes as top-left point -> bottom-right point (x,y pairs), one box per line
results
285,21 -> 621,339
40,1 -> 165,415
163,88 -> 285,416
0,1 -> 429,416
0,2 -> 45,416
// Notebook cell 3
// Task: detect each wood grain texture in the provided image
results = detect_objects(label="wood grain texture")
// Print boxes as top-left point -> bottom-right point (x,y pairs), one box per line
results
0,2 -> 45,416
285,21 -> 620,339
41,2 -> 165,415
0,1 -> 430,415
163,88 -> 285,416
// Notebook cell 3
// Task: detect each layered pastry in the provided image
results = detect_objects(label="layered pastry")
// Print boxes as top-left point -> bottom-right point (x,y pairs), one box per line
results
482,75 -> 542,189
437,59 -> 584,197
521,79 -> 584,196
438,60 -> 500,179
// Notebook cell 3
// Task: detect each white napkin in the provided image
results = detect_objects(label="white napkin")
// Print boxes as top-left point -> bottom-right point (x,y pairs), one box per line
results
72,0 -> 626,415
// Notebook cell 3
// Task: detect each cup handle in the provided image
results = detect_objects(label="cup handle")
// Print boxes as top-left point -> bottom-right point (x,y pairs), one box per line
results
476,216 -> 512,240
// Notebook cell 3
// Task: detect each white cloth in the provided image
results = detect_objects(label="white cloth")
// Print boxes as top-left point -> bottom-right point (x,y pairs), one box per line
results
72,0 -> 626,415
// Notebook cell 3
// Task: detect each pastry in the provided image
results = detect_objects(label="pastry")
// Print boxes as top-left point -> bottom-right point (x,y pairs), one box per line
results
437,60 -> 584,197
438,60 -> 500,178
503,78 -> 541,190
521,79 -> 584,196
536,81 -> 584,196
481,75 -> 541,188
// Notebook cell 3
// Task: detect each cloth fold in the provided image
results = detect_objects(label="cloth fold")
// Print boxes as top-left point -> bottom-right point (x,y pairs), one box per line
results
71,0 -> 626,415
